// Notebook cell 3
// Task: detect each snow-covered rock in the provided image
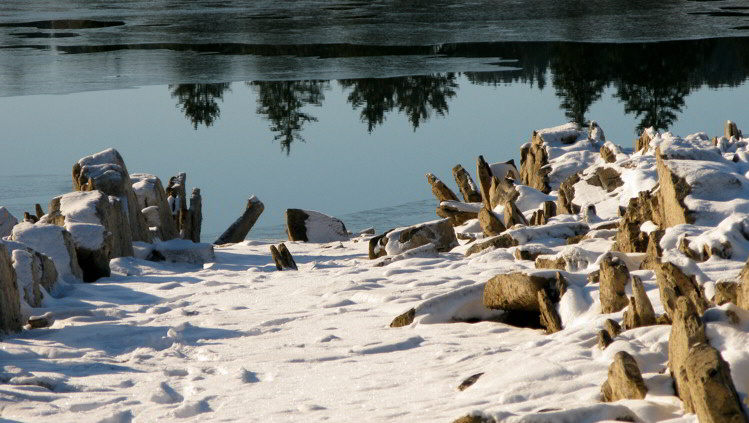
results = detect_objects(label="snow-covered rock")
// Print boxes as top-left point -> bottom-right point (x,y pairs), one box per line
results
0,206 -> 18,238
10,222 -> 82,281
130,173 -> 179,241
382,218 -> 458,256
0,242 -> 22,333
139,239 -> 215,265
285,208 -> 348,243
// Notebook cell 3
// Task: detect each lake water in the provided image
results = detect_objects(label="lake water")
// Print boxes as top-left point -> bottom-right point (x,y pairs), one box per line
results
2,1 -> 749,241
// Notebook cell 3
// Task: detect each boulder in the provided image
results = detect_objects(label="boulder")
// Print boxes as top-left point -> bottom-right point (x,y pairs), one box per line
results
426,173 -> 459,203
65,222 -> 112,282
478,207 -> 505,237
214,196 -> 265,244
656,261 -> 708,319
368,230 -> 392,260
166,172 -> 187,230
390,308 -> 416,328
724,120 -> 742,139
503,199 -> 529,228
27,312 -> 53,329
604,318 -> 622,338
684,343 -> 747,423
535,255 -> 566,270
513,246 -> 554,262
599,253 -> 630,314
557,173 -> 581,215
622,276 -> 657,330
538,289 -> 563,333
34,204 -> 44,220
0,243 -> 22,333
614,191 -> 660,253
285,208 -> 348,244
8,245 -> 57,307
598,330 -> 613,349
714,281 -> 738,306
489,176 -> 519,210
601,351 -> 648,402
476,155 -> 493,210
382,219 -> 457,256
520,131 -> 552,193
600,144 -> 617,163
452,164 -> 482,203
465,233 -> 517,257
484,271 -> 566,312
72,148 -> 152,243
130,173 -> 179,241
489,160 -> 520,181
668,297 -> 707,412
10,222 -> 83,281
148,239 -> 214,265
655,148 -> 693,228
0,207 -> 18,238
585,167 -> 624,193
436,201 -> 480,226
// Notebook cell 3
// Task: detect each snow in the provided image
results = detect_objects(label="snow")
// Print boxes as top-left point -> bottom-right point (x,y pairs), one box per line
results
302,210 -> 350,243
2,123 -> 749,423
10,222 -> 77,280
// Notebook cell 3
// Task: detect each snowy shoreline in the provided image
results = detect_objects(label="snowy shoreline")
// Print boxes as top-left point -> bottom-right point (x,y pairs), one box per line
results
1,121 -> 749,422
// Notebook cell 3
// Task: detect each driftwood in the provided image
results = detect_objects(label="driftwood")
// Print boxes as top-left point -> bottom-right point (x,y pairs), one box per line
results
214,196 -> 265,245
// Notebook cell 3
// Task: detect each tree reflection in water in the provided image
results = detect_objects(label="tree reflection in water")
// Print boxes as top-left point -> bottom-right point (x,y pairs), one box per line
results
170,83 -> 231,129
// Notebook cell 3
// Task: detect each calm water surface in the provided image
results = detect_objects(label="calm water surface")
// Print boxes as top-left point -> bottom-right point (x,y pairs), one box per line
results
2,1 -> 749,241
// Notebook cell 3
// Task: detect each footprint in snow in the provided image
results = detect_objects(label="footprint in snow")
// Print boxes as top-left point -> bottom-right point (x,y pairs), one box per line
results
150,381 -> 184,404
172,398 -> 212,418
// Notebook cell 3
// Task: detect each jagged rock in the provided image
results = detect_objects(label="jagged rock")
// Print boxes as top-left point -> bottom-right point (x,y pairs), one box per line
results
738,263 -> 749,310
270,243 -> 297,270
535,255 -> 566,270
381,219 -> 457,256
538,289 -> 563,333
478,207 -> 505,237
513,246 -> 553,262
285,208 -> 348,244
270,245 -> 283,270
679,237 -> 703,262
724,120 -> 742,139
476,155 -> 493,209
452,164 -> 482,203
23,212 -> 37,224
599,253 -> 630,313
34,204 -> 44,220
585,167 -> 624,193
604,319 -> 622,338
601,351 -> 648,402
714,281 -> 738,306
634,129 -> 652,153
640,230 -> 665,271
130,173 -> 180,241
685,343 -> 748,423
0,243 -> 22,333
166,172 -> 187,231
147,239 -> 215,265
183,188 -> 202,242
702,240 -> 733,260
655,148 -> 693,228
214,196 -> 265,244
520,131 -> 552,193
72,148 -> 152,243
669,297 -> 707,412
426,173 -> 459,203
600,144 -> 617,163
557,173 -> 581,215
598,330 -> 613,349
0,207 -> 18,238
622,276 -> 657,330
503,199 -> 529,228
489,160 -> 521,181
390,308 -> 415,328
458,373 -> 484,391
465,233 -> 517,257
530,201 -> 556,226
10,223 -> 83,281
368,230 -> 392,260
484,271 -> 566,312
489,176 -> 519,209
614,191 -> 660,253
656,261 -> 708,319
436,201 -> 479,226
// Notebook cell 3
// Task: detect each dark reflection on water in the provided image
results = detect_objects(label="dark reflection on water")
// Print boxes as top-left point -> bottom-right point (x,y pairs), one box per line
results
168,38 -> 749,152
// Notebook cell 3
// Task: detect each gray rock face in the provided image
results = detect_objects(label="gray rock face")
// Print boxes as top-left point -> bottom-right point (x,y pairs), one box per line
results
656,261 -> 708,320
452,164 -> 482,203
655,148 -> 693,228
383,219 -> 457,256
622,275 -> 657,330
10,222 -> 83,281
464,233 -> 518,257
130,173 -> 179,241
669,297 -> 707,412
601,351 -> 648,402
599,253 -> 630,314
285,208 -> 348,244
72,148 -> 152,244
426,173 -> 459,203
484,271 -> 566,312
478,207 -> 505,237
0,243 -> 22,333
0,206 -> 18,238
684,343 -> 747,423
214,196 -> 265,245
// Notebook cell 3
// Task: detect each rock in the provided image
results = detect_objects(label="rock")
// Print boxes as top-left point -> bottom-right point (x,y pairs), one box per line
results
148,239 -> 215,265
538,289 -> 563,333
655,147 -> 693,228
588,270 -> 600,283
390,308 -> 415,328
72,148 -> 152,243
489,176 -> 519,209
285,208 -> 348,244
503,199 -> 529,228
702,240 -> 733,260
489,160 -> 520,181
484,271 -> 566,312
598,330 -> 613,349
214,196 -> 265,244
669,297 -> 708,412
8,246 -> 57,307
656,261 -> 708,319
738,264 -> 749,310
10,222 -> 83,281
566,234 -> 586,245
530,201 -> 556,226
270,245 -> 283,270
724,120 -> 742,139
451,415 -> 495,423
0,243 -> 22,333
600,144 -> 617,163
585,167 -> 624,193
714,281 -> 738,306
476,155 -> 493,209
183,188 -> 202,242
457,373 -> 484,391
513,246 -> 553,262
141,206 -> 161,230
130,173 -> 179,241
65,222 -> 112,282
382,219 -> 457,256
679,236 -> 703,262
452,164 -> 482,203
271,243 -> 297,271
640,230 -> 665,271
34,204 -> 44,220
0,207 -> 18,238
557,173 -> 581,215
614,191 -> 660,253
634,128 -> 653,153
599,253 -> 630,314
601,351 -> 648,402
165,172 -> 187,232
426,173 -> 459,203
27,312 -> 53,329
478,207 -> 505,237
604,319 -> 622,338
465,233 -> 517,257
374,243 -> 439,267
436,201 -> 479,226
23,212 -> 38,223
535,255 -> 566,270
685,343 -> 748,423
368,230 -> 392,260
520,132 -> 551,193
582,204 -> 598,224
622,276 -> 657,330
